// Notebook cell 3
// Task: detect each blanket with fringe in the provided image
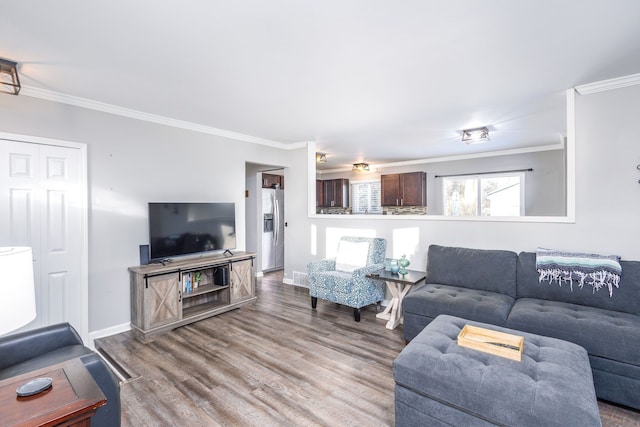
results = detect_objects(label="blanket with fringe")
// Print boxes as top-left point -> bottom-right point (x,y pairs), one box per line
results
536,248 -> 621,297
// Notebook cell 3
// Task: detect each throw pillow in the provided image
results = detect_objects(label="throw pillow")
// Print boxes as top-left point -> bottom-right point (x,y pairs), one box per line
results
335,241 -> 370,273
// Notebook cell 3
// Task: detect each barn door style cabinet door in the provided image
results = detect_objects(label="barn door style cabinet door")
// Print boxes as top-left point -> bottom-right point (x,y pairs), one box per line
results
230,258 -> 255,303
130,252 -> 257,341
139,272 -> 181,331
381,172 -> 426,206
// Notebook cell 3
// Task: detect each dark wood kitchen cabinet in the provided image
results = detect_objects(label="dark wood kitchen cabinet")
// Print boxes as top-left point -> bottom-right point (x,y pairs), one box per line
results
381,172 -> 426,206
262,173 -> 284,189
319,179 -> 349,207
316,180 -> 324,207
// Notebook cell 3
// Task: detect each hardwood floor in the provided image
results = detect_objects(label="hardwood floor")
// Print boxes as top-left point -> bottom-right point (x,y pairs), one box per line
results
96,271 -> 640,426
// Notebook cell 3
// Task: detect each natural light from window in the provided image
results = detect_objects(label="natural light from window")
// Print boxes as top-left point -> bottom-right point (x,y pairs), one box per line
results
392,227 -> 421,260
350,181 -> 382,214
443,173 -> 524,216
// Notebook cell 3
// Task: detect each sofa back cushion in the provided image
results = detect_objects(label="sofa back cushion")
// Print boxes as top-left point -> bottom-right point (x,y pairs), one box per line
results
517,252 -> 640,315
426,245 -> 517,297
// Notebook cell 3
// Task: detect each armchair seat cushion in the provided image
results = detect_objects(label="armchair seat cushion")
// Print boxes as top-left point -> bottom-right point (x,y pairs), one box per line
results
311,270 -> 386,308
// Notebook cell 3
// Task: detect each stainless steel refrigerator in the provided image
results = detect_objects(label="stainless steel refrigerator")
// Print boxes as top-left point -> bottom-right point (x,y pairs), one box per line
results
262,188 -> 284,271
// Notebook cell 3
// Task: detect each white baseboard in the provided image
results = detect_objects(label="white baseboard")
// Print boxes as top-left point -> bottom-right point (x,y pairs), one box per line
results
283,278 -> 310,288
88,322 -> 131,350
256,271 -> 264,278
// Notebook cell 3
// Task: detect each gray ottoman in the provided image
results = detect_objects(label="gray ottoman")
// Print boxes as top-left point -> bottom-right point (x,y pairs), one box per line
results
394,315 -> 601,427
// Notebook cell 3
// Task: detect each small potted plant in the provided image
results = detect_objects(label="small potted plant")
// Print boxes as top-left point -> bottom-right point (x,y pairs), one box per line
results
193,271 -> 202,288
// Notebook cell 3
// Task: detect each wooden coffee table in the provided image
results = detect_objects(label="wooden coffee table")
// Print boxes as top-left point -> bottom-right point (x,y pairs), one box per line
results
368,269 -> 426,330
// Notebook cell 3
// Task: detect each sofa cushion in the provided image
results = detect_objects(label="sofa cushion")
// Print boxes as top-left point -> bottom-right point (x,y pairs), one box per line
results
403,284 -> 515,327
517,252 -> 640,315
506,298 -> 640,366
426,245 -> 517,297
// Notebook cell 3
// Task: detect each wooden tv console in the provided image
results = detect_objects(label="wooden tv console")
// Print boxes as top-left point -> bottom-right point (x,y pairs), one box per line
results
129,251 -> 256,342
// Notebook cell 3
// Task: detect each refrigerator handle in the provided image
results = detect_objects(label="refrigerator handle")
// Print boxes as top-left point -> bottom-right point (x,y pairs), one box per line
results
274,196 -> 280,245
272,192 -> 278,245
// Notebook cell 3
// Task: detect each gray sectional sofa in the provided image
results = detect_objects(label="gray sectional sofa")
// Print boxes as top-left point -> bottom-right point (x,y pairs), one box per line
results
402,244 -> 640,410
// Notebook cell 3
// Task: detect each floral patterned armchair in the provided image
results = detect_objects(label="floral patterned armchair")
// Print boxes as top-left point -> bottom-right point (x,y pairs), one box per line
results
307,236 -> 387,321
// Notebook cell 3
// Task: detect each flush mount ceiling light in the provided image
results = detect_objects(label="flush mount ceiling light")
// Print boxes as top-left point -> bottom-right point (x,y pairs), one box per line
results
0,58 -> 21,95
462,126 -> 490,144
352,162 -> 370,172
316,152 -> 327,163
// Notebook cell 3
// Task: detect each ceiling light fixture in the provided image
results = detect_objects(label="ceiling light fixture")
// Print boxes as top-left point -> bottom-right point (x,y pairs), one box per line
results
316,153 -> 327,163
462,126 -> 490,144
0,58 -> 21,95
352,162 -> 370,172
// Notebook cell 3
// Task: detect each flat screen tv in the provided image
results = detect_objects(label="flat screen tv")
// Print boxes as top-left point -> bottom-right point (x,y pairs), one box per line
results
148,202 -> 236,261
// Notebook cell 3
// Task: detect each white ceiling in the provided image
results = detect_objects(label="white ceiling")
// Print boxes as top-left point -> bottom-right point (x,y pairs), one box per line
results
2,1 -> 640,169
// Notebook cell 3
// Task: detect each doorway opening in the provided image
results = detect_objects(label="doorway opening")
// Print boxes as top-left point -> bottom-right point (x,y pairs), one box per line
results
245,163 -> 286,277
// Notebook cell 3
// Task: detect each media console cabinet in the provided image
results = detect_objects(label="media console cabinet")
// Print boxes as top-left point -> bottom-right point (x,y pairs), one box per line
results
130,251 -> 257,341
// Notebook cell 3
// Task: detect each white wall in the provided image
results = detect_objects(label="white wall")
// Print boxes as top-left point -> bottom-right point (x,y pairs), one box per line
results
1,82 -> 638,334
0,95 -> 290,332
284,84 -> 640,284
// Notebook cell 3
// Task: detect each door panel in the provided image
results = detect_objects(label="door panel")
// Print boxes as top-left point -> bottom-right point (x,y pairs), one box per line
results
0,139 -> 84,333
231,259 -> 254,303
144,272 -> 181,330
8,188 -> 35,245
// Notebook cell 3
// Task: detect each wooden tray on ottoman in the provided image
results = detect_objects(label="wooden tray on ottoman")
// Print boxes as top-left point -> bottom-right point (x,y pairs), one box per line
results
457,325 -> 524,361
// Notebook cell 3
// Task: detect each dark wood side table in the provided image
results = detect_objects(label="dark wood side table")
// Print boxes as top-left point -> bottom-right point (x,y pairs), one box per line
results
367,269 -> 426,330
0,357 -> 107,427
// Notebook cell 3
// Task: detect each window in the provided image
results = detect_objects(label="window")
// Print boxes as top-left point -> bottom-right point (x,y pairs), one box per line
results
443,173 -> 524,216
351,181 -> 382,214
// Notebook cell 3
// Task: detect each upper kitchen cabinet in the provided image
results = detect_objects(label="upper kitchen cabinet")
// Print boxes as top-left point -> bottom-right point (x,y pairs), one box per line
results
316,180 -> 324,207
381,172 -> 426,207
321,179 -> 349,207
262,173 -> 284,189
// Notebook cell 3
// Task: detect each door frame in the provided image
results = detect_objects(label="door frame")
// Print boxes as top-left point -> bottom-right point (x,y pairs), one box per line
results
0,131 -> 89,341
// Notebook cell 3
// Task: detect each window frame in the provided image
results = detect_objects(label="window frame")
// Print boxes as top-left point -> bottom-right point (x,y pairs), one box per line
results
442,171 -> 525,217
350,179 -> 382,214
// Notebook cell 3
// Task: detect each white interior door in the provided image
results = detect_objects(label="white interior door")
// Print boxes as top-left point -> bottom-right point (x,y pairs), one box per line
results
0,136 -> 87,338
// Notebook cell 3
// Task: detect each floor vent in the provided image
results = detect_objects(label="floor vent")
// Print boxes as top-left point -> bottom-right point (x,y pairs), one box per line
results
293,271 -> 309,287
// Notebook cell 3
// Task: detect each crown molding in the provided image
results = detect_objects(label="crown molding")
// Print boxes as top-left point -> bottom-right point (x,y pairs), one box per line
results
19,85 -> 300,149
575,72 -> 640,95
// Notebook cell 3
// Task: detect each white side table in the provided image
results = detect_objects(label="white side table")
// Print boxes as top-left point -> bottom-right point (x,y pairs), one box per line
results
368,269 -> 426,330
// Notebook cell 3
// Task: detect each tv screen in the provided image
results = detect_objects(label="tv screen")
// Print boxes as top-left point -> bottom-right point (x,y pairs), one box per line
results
148,202 -> 236,261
